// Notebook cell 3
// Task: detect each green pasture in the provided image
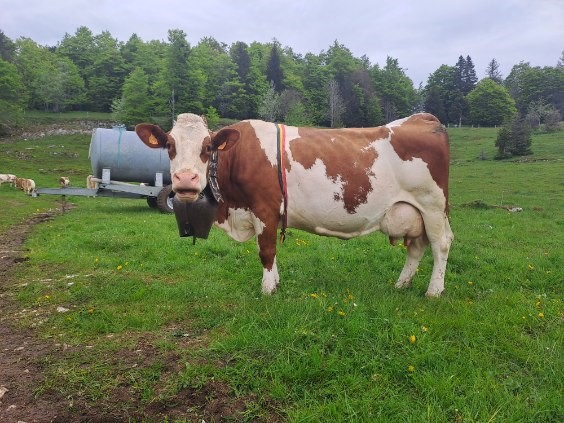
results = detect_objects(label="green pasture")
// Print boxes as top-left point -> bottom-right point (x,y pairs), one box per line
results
0,127 -> 562,422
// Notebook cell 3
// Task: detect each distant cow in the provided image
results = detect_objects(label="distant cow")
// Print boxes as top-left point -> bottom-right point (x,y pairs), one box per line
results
0,174 -> 16,186
86,175 -> 98,189
136,113 -> 454,297
15,177 -> 35,195
59,176 -> 70,187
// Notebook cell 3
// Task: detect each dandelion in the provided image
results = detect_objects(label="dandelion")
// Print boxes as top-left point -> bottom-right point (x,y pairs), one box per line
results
421,325 -> 429,333
327,306 -> 334,312
538,312 -> 545,318
468,281 -> 474,285
407,365 -> 416,373
409,335 -> 417,344
535,300 -> 541,309
338,310 -> 346,317
117,265 -> 123,271
310,293 -> 318,299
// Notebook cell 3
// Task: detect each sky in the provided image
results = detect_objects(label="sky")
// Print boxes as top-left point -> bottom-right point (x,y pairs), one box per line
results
1,0 -> 563,86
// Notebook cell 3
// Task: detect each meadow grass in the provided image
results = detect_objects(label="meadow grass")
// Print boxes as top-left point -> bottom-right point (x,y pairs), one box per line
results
0,127 -> 562,422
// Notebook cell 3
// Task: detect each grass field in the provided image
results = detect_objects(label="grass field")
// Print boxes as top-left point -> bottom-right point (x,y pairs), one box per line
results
1,125 -> 562,422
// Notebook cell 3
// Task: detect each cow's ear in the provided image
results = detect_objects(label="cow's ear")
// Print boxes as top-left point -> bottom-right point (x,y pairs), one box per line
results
211,128 -> 240,151
135,123 -> 168,149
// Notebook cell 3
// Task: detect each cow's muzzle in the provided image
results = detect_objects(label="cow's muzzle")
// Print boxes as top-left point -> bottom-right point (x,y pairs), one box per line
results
173,171 -> 201,202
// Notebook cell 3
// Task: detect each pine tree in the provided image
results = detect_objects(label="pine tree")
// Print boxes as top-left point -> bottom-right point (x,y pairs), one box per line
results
485,58 -> 503,84
424,85 -> 447,124
266,43 -> 284,93
508,117 -> 532,156
463,55 -> 478,94
495,116 -> 532,159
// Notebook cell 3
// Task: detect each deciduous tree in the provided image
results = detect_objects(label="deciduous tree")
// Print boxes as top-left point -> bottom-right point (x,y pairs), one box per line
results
0,58 -> 25,134
467,79 -> 516,126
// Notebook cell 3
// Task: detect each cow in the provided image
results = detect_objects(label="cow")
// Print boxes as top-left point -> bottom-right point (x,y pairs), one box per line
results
15,177 -> 25,190
0,174 -> 16,186
15,177 -> 35,195
86,175 -> 98,189
135,113 -> 454,297
59,176 -> 70,187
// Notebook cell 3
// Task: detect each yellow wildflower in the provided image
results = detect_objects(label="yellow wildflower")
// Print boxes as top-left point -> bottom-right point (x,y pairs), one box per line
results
407,365 -> 416,373
327,306 -> 334,312
409,335 -> 417,344
528,264 -> 534,271
338,310 -> 346,317
310,293 -> 318,299
421,325 -> 429,333
468,281 -> 474,285
117,265 -> 123,271
538,312 -> 544,318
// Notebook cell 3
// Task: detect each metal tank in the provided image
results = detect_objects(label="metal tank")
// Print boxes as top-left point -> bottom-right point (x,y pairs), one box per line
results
89,126 -> 171,185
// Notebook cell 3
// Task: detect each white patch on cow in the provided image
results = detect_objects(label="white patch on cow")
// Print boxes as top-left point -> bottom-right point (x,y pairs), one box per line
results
247,121 -> 301,168
247,120 -> 278,166
215,207 -> 266,242
261,256 -> 279,294
386,115 -> 411,128
284,131 -> 445,240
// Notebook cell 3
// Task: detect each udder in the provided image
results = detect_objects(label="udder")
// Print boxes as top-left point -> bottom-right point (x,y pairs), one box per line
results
380,202 -> 425,247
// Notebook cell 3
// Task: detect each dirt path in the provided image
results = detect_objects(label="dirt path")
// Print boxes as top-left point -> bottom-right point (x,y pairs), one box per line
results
0,209 -> 70,422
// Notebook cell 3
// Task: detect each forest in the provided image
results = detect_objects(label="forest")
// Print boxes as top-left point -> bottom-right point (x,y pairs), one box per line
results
0,26 -> 563,132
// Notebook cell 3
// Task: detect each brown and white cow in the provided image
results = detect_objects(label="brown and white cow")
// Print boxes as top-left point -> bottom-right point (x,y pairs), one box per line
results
15,177 -> 35,195
0,174 -> 16,186
59,176 -> 70,187
136,113 -> 454,297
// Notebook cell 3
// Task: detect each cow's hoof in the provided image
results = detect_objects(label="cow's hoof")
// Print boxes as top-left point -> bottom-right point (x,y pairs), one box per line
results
395,280 -> 412,289
425,289 -> 443,298
261,282 -> 278,295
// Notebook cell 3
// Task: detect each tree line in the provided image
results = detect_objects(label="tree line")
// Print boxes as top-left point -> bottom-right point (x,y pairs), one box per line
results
0,27 -> 562,134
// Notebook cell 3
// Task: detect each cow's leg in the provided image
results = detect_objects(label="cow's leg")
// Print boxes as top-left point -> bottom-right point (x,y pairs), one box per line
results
423,214 -> 454,297
255,222 -> 280,294
395,236 -> 427,289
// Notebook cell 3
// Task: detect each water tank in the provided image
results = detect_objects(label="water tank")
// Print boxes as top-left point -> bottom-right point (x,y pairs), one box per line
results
89,127 -> 171,185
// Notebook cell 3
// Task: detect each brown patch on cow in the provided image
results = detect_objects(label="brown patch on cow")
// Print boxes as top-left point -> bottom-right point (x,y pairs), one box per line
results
389,114 -> 450,207
165,134 -> 177,160
290,127 -> 388,214
212,121 -> 283,271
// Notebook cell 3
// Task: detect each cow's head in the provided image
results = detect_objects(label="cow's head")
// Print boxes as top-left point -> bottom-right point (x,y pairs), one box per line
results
135,113 -> 240,202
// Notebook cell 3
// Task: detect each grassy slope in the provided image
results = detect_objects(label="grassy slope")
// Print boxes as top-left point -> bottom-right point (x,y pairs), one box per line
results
1,126 -> 562,422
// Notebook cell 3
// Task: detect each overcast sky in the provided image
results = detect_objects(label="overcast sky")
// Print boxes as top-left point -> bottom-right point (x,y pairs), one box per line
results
1,0 -> 562,86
